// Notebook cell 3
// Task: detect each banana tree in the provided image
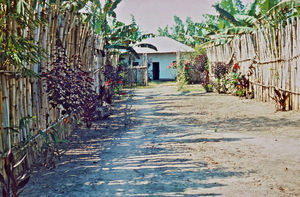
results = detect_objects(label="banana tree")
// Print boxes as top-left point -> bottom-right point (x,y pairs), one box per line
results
158,15 -> 208,47
104,17 -> 158,66
82,1 -> 156,60
201,0 -> 299,46
104,17 -> 157,58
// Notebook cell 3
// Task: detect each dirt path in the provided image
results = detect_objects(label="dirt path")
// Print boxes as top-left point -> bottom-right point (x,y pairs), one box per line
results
22,84 -> 300,197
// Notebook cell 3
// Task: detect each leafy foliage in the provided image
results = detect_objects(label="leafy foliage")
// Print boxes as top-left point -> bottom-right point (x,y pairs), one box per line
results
0,150 -> 30,197
158,16 -> 208,47
42,40 -> 100,127
188,53 -> 210,86
229,63 -> 249,96
211,62 -> 232,93
41,124 -> 68,168
175,48 -> 210,90
0,0 -> 45,74
211,62 -> 232,79
158,0 -> 299,47
102,63 -> 126,103
192,54 -> 208,73
85,1 -> 156,59
104,16 -> 157,60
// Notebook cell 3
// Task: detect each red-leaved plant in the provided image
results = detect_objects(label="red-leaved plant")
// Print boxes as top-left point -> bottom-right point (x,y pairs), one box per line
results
42,39 -> 100,127
272,88 -> 289,111
0,150 -> 30,197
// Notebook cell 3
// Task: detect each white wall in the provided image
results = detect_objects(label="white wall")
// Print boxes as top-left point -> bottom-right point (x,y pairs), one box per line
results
148,53 -> 176,80
126,53 -> 177,80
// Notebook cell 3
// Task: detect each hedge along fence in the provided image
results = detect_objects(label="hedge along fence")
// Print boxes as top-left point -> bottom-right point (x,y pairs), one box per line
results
0,1 -> 109,178
207,17 -> 300,110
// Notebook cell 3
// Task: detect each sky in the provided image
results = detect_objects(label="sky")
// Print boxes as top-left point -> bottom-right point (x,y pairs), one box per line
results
115,0 -> 253,34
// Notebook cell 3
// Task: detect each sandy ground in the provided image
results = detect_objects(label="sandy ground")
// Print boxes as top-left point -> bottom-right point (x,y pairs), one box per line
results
21,84 -> 300,197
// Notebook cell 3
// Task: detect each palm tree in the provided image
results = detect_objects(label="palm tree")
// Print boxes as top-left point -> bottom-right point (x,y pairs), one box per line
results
81,1 -> 156,60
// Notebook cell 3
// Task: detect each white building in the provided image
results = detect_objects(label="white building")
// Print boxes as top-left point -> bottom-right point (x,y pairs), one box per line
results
129,36 -> 194,80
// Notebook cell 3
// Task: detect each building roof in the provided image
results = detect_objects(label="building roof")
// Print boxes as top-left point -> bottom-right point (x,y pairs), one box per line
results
134,36 -> 194,54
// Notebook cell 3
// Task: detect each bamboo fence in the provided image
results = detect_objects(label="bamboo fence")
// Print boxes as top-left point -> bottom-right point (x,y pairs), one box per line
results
0,3 -> 108,177
207,17 -> 300,110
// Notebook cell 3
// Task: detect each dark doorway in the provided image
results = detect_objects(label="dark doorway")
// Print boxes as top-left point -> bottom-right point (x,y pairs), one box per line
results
153,62 -> 159,80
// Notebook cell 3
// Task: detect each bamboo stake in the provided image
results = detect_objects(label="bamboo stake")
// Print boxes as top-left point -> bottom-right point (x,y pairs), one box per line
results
1,75 -> 10,151
291,17 -> 298,110
297,17 -> 300,110
0,80 -> 4,180
287,19 -> 292,110
0,83 -> 4,153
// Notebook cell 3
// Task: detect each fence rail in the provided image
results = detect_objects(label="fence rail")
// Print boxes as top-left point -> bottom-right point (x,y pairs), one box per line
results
207,17 -> 300,110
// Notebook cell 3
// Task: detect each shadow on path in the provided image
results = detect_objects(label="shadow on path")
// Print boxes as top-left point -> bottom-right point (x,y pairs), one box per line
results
22,87 -> 247,197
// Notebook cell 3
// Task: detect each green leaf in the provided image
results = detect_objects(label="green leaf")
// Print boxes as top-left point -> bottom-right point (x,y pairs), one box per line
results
135,43 -> 158,51
234,14 -> 257,26
219,20 -> 225,29
109,0 -> 122,13
20,67 -> 41,78
214,3 -> 241,26
248,0 -> 259,16
105,44 -> 127,50
137,33 -> 155,42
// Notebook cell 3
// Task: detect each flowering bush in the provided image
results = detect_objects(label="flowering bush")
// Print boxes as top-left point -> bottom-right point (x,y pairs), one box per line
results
211,62 -> 232,79
176,58 -> 191,89
168,62 -> 177,69
210,62 -> 232,93
192,54 -> 208,73
175,51 -> 210,90
103,64 -> 127,102
229,63 -> 250,97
